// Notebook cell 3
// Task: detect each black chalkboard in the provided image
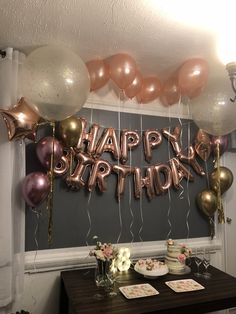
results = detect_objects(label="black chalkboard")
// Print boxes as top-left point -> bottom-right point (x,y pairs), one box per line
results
25,108 -> 213,251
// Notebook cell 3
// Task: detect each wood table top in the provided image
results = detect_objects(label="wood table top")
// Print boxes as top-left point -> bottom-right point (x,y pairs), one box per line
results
60,262 -> 236,314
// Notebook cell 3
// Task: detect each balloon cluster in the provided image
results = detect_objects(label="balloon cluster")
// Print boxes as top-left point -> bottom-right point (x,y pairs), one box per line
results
22,116 -> 212,207
86,54 -> 208,105
196,135 -> 233,236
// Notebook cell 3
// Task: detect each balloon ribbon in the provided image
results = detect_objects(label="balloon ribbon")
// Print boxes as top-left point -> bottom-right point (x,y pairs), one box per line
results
216,142 -> 225,223
47,121 -> 56,245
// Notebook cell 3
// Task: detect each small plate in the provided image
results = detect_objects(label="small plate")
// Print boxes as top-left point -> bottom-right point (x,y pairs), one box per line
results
134,263 -> 169,279
165,279 -> 205,293
119,283 -> 159,299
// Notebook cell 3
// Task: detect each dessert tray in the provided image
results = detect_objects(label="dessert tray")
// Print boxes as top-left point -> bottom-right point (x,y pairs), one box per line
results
134,259 -> 169,279
119,283 -> 159,299
165,279 -> 205,293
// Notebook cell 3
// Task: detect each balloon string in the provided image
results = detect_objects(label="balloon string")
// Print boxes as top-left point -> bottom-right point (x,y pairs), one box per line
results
116,90 -> 123,243
178,184 -> 184,200
185,106 -> 191,240
138,114 -> 144,242
85,191 -> 92,245
129,147 -> 134,243
166,105 -> 172,240
216,142 -> 224,223
209,217 -> 215,239
30,207 -> 42,272
204,161 -> 210,188
178,95 -> 183,147
84,118 -> 193,133
47,121 -> 55,246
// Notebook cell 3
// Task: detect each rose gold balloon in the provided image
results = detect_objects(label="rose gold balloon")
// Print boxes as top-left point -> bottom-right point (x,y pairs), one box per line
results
95,127 -> 120,159
136,76 -> 162,103
160,76 -> 180,106
169,158 -> 194,189
178,58 -> 208,97
120,129 -> 140,164
66,152 -> 93,190
153,164 -> 172,195
143,129 -> 162,163
86,59 -> 109,91
162,126 -> 205,176
124,70 -> 143,99
76,117 -> 100,156
0,97 -> 40,141
113,165 -> 133,199
107,53 -> 137,90
133,167 -> 155,200
87,159 -> 111,192
194,129 -> 211,161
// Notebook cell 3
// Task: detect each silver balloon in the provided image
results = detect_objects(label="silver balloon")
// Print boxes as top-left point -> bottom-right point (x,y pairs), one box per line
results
21,46 -> 90,121
191,78 -> 236,136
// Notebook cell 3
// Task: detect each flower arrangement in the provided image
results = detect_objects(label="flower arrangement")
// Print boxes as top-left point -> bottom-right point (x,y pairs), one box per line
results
167,239 -> 192,264
89,241 -> 118,261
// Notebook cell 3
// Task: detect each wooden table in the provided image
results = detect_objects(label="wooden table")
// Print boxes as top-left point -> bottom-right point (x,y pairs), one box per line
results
60,263 -> 236,314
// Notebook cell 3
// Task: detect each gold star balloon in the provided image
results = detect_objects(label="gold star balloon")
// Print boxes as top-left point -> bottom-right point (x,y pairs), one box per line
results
0,97 -> 41,141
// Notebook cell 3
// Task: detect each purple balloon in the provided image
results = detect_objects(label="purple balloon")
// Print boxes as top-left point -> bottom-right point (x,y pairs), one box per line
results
211,135 -> 229,156
22,172 -> 50,207
36,136 -> 63,169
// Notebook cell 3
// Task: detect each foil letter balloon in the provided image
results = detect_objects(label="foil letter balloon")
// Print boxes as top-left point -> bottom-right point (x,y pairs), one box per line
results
21,45 -> 90,121
143,129 -> 162,163
76,117 -> 100,156
153,164 -> 172,195
66,152 -> 93,190
95,127 -> 120,160
133,167 -> 155,200
169,158 -> 194,189
120,129 -> 140,164
87,159 -> 111,192
113,165 -> 133,199
194,129 -> 212,161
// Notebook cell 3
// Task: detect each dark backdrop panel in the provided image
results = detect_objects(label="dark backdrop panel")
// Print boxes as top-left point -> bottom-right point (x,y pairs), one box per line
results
25,108 -> 213,251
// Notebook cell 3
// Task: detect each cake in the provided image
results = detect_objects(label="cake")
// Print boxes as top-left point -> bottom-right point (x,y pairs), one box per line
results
165,239 -> 191,274
134,259 -> 168,277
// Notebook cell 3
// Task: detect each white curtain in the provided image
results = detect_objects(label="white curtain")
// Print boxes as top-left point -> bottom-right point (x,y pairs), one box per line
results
0,48 -> 25,313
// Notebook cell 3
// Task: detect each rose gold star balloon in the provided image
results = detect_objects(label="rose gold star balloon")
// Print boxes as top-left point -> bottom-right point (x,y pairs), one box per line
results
0,97 -> 40,141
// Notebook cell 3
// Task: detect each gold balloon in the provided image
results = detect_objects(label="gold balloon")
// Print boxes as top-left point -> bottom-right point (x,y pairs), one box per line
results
0,97 -> 40,141
210,166 -> 233,195
197,189 -> 217,217
58,116 -> 82,148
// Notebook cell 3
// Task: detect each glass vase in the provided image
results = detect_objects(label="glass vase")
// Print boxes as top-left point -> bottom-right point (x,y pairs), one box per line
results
95,259 -> 114,289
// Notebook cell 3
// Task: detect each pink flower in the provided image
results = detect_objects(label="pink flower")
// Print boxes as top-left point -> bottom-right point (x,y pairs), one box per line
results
103,246 -> 113,259
178,253 -> 186,263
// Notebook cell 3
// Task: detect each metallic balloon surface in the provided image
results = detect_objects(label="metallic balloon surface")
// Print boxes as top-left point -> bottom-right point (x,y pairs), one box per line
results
191,78 -> 236,136
196,189 -> 217,217
209,166 -> 233,195
124,70 -> 143,99
86,59 -> 109,91
36,136 -> 63,169
211,135 -> 228,157
22,172 -> 50,207
194,129 -> 211,161
160,76 -> 180,106
0,97 -> 40,141
58,116 -> 82,148
136,76 -> 162,103
21,45 -> 90,121
108,53 -> 137,90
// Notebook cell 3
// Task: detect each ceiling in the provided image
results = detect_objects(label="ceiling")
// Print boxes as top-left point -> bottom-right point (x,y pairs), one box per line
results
0,0 -> 230,81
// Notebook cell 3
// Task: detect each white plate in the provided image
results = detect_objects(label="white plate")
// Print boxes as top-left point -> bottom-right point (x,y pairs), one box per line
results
165,279 -> 205,293
119,283 -> 159,299
134,262 -> 169,279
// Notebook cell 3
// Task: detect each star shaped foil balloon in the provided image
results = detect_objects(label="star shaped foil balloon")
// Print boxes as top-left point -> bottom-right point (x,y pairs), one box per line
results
0,97 -> 41,141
